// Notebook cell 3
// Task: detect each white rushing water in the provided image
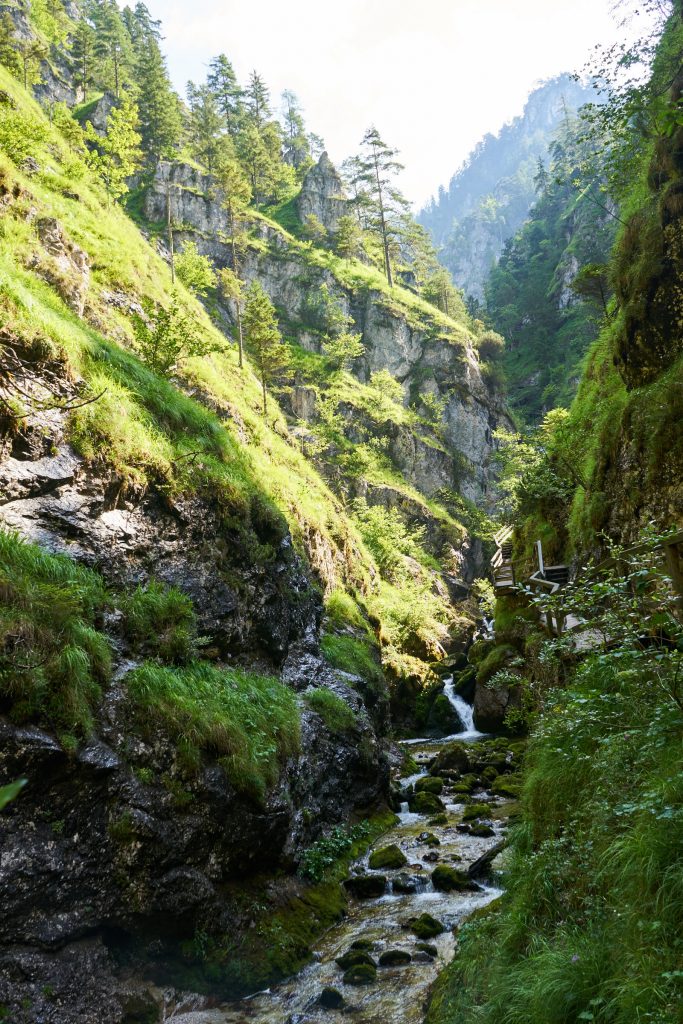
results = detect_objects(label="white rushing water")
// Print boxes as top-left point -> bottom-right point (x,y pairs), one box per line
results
442,676 -> 484,739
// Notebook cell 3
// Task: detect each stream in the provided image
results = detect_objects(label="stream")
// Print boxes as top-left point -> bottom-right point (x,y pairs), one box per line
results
168,682 -> 509,1024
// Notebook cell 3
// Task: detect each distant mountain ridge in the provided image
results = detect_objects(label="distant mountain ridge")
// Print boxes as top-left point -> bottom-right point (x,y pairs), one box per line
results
419,75 -> 597,300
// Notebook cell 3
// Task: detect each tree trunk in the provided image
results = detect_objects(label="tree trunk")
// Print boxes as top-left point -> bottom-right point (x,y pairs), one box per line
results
166,180 -> 175,285
373,149 -> 393,287
262,377 -> 267,416
229,206 -> 243,368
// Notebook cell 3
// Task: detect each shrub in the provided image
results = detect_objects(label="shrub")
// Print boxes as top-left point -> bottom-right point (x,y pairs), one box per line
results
175,241 -> 217,297
476,329 -> 505,361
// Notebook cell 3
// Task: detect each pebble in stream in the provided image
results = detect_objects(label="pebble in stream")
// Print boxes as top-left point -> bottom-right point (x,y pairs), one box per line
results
166,725 -> 510,1024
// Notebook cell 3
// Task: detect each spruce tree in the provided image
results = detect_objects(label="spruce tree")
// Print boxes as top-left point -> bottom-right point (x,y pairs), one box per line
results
0,13 -> 21,80
281,90 -> 310,171
71,19 -> 97,97
186,82 -> 223,172
135,39 -> 181,161
245,70 -> 270,127
207,54 -> 243,136
243,281 -> 291,415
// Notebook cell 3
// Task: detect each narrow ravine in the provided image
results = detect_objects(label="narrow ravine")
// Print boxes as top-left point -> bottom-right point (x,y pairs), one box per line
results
168,687 -> 512,1024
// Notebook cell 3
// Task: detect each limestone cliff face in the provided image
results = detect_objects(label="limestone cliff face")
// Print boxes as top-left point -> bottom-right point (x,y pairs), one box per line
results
144,161 -> 510,527
297,151 -> 348,233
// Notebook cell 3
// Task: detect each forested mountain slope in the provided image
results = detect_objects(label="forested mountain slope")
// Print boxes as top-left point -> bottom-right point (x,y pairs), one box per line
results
0,1 -> 509,1017
419,75 -> 596,300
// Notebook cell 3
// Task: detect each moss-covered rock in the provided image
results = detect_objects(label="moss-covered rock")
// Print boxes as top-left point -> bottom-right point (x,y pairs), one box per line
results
368,844 -> 407,870
419,831 -> 441,847
415,776 -> 444,796
431,864 -> 473,892
350,938 -> 375,951
492,773 -> 523,798
319,987 -> 344,1008
428,813 -> 448,826
393,873 -> 420,893
408,913 -> 445,939
409,791 -> 445,815
469,822 -> 495,837
379,949 -> 412,966
343,962 -> 377,985
462,802 -> 492,822
335,950 -> 377,970
344,874 -> 387,899
416,942 -> 438,958
431,741 -> 471,775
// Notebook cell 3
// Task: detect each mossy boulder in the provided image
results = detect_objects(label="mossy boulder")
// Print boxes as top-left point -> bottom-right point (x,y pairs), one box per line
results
431,742 -> 471,775
409,791 -> 445,815
368,844 -> 407,870
427,693 -> 461,736
462,802 -> 492,822
319,987 -> 345,1009
469,823 -> 495,837
431,864 -> 473,892
416,942 -> 438,958
419,831 -> 441,847
428,813 -> 448,826
343,963 -> 377,986
415,776 -> 444,796
350,938 -> 375,951
408,913 -> 445,939
393,873 -> 420,894
492,773 -> 523,798
335,950 -> 377,970
379,949 -> 412,966
344,874 -> 387,899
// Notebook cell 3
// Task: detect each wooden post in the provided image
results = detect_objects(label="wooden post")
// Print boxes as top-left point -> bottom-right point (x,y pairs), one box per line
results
536,539 -> 545,577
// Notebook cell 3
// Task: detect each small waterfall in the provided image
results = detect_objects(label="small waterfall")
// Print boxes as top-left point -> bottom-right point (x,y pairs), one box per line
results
443,676 -> 484,739
399,801 -> 410,814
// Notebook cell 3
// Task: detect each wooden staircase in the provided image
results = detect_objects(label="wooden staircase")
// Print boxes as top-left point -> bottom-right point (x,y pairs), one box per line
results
491,525 -> 516,592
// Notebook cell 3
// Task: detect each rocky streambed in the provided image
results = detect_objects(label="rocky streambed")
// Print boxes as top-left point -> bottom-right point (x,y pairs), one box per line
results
164,717 -> 520,1024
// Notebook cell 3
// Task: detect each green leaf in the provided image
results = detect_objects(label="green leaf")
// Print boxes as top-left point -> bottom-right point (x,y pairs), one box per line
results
0,778 -> 27,811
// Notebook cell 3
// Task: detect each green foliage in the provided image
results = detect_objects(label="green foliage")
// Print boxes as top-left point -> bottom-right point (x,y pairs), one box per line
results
133,293 -> 217,375
125,662 -> 301,803
324,589 -> 368,632
428,538 -> 683,1024
298,822 -> 371,882
174,241 -> 217,297
0,778 -> 27,811
351,498 -> 427,580
0,530 -> 111,738
85,92 -> 142,201
321,330 -> 364,370
0,105 -> 49,163
321,634 -> 384,688
121,580 -> 198,664
243,280 -> 292,414
303,688 -> 357,734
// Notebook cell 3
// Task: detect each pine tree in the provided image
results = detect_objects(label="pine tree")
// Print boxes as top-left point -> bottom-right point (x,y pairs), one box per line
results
354,127 -> 408,287
71,19 -> 97,97
245,70 -> 270,127
85,92 -> 142,201
214,147 -> 252,367
91,0 -> 133,96
135,39 -> 181,161
243,281 -> 291,415
207,54 -> 243,136
186,82 -> 223,172
281,90 -> 310,171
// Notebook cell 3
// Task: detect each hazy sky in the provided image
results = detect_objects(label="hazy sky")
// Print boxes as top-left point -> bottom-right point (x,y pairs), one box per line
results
133,0 -> 632,208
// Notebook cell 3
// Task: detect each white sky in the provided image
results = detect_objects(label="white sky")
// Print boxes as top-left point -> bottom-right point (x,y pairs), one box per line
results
131,0 -> 635,208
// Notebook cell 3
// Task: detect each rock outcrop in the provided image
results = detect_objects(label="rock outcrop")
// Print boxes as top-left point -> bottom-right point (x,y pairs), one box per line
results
297,151 -> 348,233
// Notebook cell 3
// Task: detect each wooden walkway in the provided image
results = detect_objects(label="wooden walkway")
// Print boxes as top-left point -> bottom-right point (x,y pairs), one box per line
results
489,526 -> 683,648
